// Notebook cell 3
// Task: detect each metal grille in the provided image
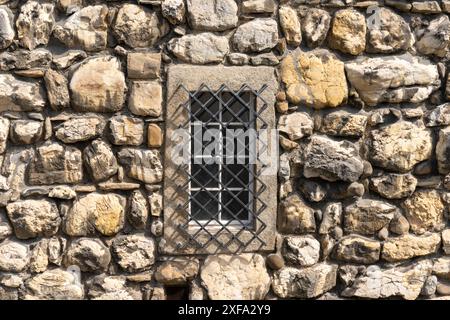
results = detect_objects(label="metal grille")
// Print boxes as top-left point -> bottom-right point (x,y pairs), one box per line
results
175,83 -> 270,253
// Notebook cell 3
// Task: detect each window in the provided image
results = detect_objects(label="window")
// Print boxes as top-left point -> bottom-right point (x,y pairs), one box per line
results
163,65 -> 277,254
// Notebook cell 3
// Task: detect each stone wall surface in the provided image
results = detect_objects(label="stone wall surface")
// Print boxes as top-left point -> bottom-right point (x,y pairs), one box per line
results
0,0 -> 449,300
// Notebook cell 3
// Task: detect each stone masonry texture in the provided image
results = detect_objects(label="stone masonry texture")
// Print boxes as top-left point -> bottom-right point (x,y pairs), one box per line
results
0,0 -> 449,301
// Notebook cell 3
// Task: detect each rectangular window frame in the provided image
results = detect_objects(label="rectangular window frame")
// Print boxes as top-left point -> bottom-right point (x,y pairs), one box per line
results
163,65 -> 278,254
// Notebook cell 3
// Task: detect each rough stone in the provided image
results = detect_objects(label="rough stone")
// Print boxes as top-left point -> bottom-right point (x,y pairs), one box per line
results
319,111 -> 367,137
10,120 -> 42,145
0,241 -> 29,272
201,254 -> 270,300
233,18 -> 279,53
113,4 -> 167,48
0,74 -> 46,112
44,69 -> 70,111
83,139 -> 118,182
186,0 -> 238,31
16,1 -> 54,50
416,15 -> 450,57
87,275 -> 141,300
52,50 -> 87,69
56,116 -> 105,144
370,173 -> 417,199
53,5 -> 107,52
433,256 -> 450,280
282,236 -> 320,267
48,186 -> 76,200
6,200 -> 60,239
319,202 -> 342,235
443,229 -> 450,254
334,236 -> 381,264
436,126 -> 450,174
278,112 -> 313,140
382,233 -> 441,262
272,264 -> 337,299
155,259 -> 199,285
0,214 -> 12,241
342,261 -> 432,300
329,9 -> 366,55
0,6 -> 14,49
147,124 -> 163,148
389,214 -> 410,235
367,7 -> 414,53
112,234 -> 155,272
402,190 -> 445,234
368,122 -> 433,172
128,190 -> 148,230
23,269 -> 84,300
118,148 -> 163,184
0,116 -> 9,153
28,142 -> 83,185
242,0 -> 275,13
426,103 -> 450,127
64,193 -> 126,236
279,6 -> 301,46
162,0 -> 185,24
127,52 -> 161,79
345,54 -> 440,106
128,81 -> 162,117
57,0 -> 83,15
109,116 -> 144,146
29,240 -> 48,273
421,275 -> 438,297
302,8 -> 330,48
278,194 -> 316,234
303,135 -> 364,182
70,56 -> 126,113
168,33 -> 229,64
344,199 -> 397,235
64,238 -> 111,272
281,49 -> 348,108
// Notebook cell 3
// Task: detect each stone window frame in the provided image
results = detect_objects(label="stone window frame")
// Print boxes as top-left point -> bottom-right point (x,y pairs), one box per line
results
163,65 -> 278,255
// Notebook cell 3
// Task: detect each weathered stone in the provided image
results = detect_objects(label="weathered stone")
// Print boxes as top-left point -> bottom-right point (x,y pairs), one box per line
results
302,8 -> 330,48
279,6 -> 301,46
65,193 -> 126,236
48,186 -> 76,200
9,120 -> 42,145
421,275 -> 438,297
0,214 -> 12,241
162,0 -> 185,24
155,259 -> 199,285
113,4 -> 167,48
370,173 -> 417,199
6,200 -> 60,239
168,33 -> 229,64
329,9 -> 366,55
127,52 -> 161,79
149,191 -> 162,217
16,1 -> 55,50
416,15 -> 450,57
1,148 -> 34,202
127,190 -> 148,230
0,48 -> 51,71
233,18 -> 279,53
433,256 -> 450,280
201,254 -> 270,300
52,50 -> 87,69
47,237 -> 66,266
70,56 -> 126,113
128,81 -> 162,117
29,240 -> 48,273
29,142 -> 83,185
437,126 -> 450,174
303,135 -> 364,182
412,1 -> 441,13
442,229 -> 450,254
319,202 -> 342,235
342,261 -> 432,300
87,275 -> 141,300
83,139 -> 118,182
344,199 -> 397,235
426,103 -> 450,127
282,236 -> 320,267
147,124 -> 162,148
281,49 -> 348,108
112,234 -> 155,272
0,241 -> 29,272
44,69 -> 70,111
118,148 -> 163,184
242,0 -> 275,13
186,0 -> 238,31
367,7 -> 414,53
320,111 -> 367,137
345,54 -> 440,106
382,233 -> 441,262
0,117 -> 9,154
109,116 -> 144,146
23,269 -> 84,300
56,116 -> 105,143
53,5 -> 108,52
272,264 -> 337,299
278,112 -> 313,140
64,238 -> 111,272
402,190 -> 445,234
389,214 -> 410,235
368,122 -> 433,172
0,6 -> 14,49
0,74 -> 46,112
334,236 -> 380,264
57,0 -> 83,15
278,194 -> 316,234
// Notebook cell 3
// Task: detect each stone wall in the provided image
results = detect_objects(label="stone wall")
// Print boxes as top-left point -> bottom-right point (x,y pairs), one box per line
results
0,0 -> 450,300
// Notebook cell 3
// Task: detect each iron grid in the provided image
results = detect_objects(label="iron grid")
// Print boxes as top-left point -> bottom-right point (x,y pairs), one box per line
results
174,83 -> 270,253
